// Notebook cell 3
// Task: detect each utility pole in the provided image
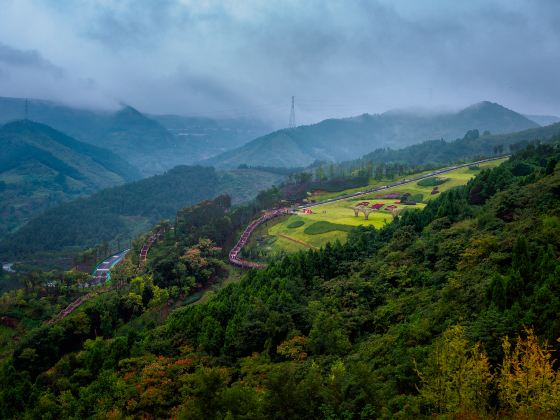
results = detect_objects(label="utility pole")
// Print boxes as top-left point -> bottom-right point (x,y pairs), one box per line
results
288,96 -> 296,129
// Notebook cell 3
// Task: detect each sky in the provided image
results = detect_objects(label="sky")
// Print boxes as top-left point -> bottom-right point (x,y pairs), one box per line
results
0,0 -> 559,125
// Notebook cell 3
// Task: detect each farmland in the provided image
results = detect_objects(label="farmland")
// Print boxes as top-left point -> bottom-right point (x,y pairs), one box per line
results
242,158 -> 506,259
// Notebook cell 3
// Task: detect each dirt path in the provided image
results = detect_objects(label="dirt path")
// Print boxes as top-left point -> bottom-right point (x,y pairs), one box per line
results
278,234 -> 316,249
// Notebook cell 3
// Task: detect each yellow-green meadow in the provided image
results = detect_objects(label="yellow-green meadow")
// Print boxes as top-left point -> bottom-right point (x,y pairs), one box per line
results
245,159 -> 506,258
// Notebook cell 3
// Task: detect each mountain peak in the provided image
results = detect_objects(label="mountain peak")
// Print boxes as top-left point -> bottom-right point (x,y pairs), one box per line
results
462,101 -> 508,112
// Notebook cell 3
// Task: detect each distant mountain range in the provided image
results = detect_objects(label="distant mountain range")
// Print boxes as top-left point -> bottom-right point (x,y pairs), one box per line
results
523,114 -> 560,126
0,96 -> 271,176
338,121 -> 560,172
204,101 -> 543,168
0,120 -> 139,237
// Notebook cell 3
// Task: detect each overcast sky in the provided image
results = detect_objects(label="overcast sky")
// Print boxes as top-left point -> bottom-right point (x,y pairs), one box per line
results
0,0 -> 559,125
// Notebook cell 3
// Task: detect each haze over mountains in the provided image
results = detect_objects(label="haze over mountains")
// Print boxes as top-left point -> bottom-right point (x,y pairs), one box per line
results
1,94 -> 558,250
0,96 -> 272,176
0,120 -> 138,236
204,101 -> 543,168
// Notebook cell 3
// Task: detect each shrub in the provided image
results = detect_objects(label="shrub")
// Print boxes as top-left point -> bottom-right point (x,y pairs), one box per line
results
410,193 -> 424,202
417,177 -> 449,187
287,220 -> 305,229
303,221 -> 353,235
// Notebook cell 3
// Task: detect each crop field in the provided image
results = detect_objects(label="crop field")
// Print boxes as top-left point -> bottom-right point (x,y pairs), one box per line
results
247,159 -> 506,258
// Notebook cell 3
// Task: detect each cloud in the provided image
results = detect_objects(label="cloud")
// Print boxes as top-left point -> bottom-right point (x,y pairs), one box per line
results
0,0 -> 558,123
0,43 -> 63,77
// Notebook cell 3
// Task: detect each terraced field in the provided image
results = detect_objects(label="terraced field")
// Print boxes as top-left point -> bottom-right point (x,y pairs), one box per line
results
244,159 -> 505,259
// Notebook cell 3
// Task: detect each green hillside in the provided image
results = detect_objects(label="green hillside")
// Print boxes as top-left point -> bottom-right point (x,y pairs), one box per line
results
246,159 -> 505,259
0,120 -> 139,237
0,97 -> 270,176
0,166 -> 284,265
339,121 -> 560,171
1,142 -> 559,418
204,101 -> 539,168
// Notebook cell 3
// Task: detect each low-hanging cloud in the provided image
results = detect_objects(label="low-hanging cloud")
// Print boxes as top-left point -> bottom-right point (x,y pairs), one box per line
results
0,0 -> 558,124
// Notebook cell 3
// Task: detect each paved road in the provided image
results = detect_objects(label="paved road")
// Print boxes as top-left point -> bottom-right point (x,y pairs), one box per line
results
90,249 -> 130,286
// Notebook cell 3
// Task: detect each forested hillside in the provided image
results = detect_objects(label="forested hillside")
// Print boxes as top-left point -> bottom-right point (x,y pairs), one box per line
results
0,97 -> 269,176
204,101 -> 539,168
0,120 -> 139,237
1,142 -> 559,418
0,166 -> 284,264
333,122 -> 560,176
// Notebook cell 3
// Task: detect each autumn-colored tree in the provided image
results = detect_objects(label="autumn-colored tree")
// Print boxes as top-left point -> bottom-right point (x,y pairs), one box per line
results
498,328 -> 560,417
277,336 -> 308,361
417,325 -> 493,416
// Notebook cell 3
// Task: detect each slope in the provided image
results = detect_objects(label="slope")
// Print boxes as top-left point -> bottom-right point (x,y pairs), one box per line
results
204,101 -> 539,168
0,120 -> 140,237
0,97 -> 269,176
343,121 -> 560,169
0,166 -> 284,264
2,143 -> 559,418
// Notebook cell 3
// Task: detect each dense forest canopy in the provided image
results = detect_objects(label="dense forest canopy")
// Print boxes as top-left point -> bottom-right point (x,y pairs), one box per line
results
0,120 -> 139,237
0,166 -> 284,265
1,141 -> 559,418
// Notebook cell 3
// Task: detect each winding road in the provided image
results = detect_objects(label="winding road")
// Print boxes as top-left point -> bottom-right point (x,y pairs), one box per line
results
228,155 -> 508,268
90,249 -> 130,286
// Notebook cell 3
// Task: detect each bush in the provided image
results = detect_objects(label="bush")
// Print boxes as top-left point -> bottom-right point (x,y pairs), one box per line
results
410,193 -> 423,202
417,177 -> 449,187
304,221 -> 353,235
287,220 -> 305,229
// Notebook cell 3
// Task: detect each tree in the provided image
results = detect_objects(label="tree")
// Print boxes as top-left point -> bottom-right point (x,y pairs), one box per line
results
498,329 -> 560,416
417,325 -> 493,416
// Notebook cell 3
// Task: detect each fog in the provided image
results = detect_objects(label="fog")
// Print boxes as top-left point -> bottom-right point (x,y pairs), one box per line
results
0,0 -> 559,125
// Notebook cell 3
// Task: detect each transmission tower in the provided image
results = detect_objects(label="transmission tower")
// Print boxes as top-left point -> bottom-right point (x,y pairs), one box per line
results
288,96 -> 296,128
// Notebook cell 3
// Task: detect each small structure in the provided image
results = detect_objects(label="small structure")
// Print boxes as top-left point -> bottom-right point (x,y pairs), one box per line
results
350,204 -> 375,220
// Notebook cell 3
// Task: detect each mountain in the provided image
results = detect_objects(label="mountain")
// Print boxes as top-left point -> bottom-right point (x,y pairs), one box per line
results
0,120 -> 140,237
340,121 -> 560,170
152,114 -> 272,160
0,165 -> 284,265
204,101 -> 539,168
2,143 -> 560,418
0,97 -> 271,176
524,114 -> 560,126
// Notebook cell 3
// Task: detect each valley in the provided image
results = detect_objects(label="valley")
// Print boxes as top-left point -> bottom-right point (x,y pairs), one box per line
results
2,3 -> 560,418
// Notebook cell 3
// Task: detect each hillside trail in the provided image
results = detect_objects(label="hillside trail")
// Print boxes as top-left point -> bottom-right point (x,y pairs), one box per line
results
47,228 -> 165,324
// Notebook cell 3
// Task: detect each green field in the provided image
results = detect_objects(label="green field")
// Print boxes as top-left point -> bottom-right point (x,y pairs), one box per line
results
246,159 -> 506,258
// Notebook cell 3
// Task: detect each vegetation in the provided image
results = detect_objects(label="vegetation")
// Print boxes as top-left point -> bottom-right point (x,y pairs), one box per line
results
0,166 -> 284,267
257,159 -> 502,257
0,97 -> 271,177
303,221 -> 353,235
287,220 -> 305,228
205,101 -> 540,169
0,142 -> 559,418
417,176 -> 448,187
0,120 -> 139,237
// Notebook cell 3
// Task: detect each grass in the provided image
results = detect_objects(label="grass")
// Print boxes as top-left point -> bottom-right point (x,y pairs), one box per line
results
254,158 -> 507,257
417,177 -> 449,187
287,220 -> 305,229
304,221 -> 355,235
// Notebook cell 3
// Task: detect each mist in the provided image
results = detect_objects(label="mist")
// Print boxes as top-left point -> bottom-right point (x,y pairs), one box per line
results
0,0 -> 559,125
